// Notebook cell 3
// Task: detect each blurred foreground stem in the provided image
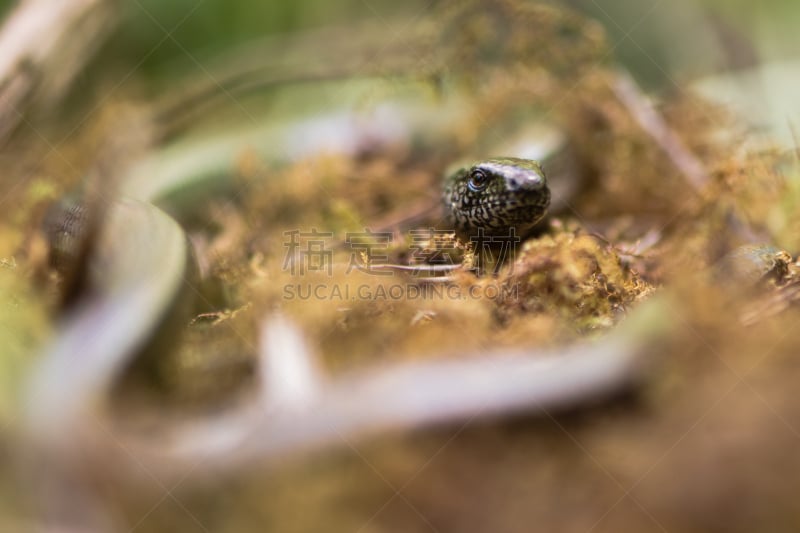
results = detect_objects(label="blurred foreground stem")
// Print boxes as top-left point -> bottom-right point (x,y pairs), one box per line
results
0,0 -> 121,145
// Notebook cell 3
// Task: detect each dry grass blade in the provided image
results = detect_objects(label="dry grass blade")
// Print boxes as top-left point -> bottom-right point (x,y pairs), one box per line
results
0,0 -> 120,144
612,69 -> 710,192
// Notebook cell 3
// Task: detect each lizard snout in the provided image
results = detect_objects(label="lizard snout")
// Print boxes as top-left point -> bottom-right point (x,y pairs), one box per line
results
504,171 -> 545,192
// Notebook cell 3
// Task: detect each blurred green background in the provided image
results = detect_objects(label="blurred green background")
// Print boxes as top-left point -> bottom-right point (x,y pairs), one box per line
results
2,0 -> 796,90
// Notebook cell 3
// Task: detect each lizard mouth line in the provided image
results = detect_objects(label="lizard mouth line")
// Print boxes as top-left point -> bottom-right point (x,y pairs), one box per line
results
480,199 -> 548,209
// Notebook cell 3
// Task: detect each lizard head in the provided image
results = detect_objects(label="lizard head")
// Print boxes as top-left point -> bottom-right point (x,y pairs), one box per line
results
442,157 -> 550,238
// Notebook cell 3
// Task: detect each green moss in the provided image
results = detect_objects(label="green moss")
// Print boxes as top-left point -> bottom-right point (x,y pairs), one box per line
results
0,263 -> 49,425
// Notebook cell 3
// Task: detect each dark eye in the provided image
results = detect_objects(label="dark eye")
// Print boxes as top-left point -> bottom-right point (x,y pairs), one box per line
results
468,169 -> 488,192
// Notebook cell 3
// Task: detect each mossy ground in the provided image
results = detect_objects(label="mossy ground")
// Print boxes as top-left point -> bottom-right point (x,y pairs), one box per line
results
2,6 -> 800,531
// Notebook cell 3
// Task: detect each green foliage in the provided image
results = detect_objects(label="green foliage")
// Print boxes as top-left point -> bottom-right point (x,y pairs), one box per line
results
94,0 -> 427,80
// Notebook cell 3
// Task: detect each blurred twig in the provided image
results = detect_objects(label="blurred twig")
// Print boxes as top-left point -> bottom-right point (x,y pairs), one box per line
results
612,69 -> 710,192
0,0 -> 121,145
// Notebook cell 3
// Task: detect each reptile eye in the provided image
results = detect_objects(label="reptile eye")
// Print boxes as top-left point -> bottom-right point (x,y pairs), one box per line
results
468,169 -> 488,192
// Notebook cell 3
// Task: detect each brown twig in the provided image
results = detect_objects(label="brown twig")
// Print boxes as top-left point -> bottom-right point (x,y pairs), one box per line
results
612,69 -> 711,192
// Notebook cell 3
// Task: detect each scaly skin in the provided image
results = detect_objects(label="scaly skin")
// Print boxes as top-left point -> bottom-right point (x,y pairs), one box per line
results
442,157 -> 550,239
